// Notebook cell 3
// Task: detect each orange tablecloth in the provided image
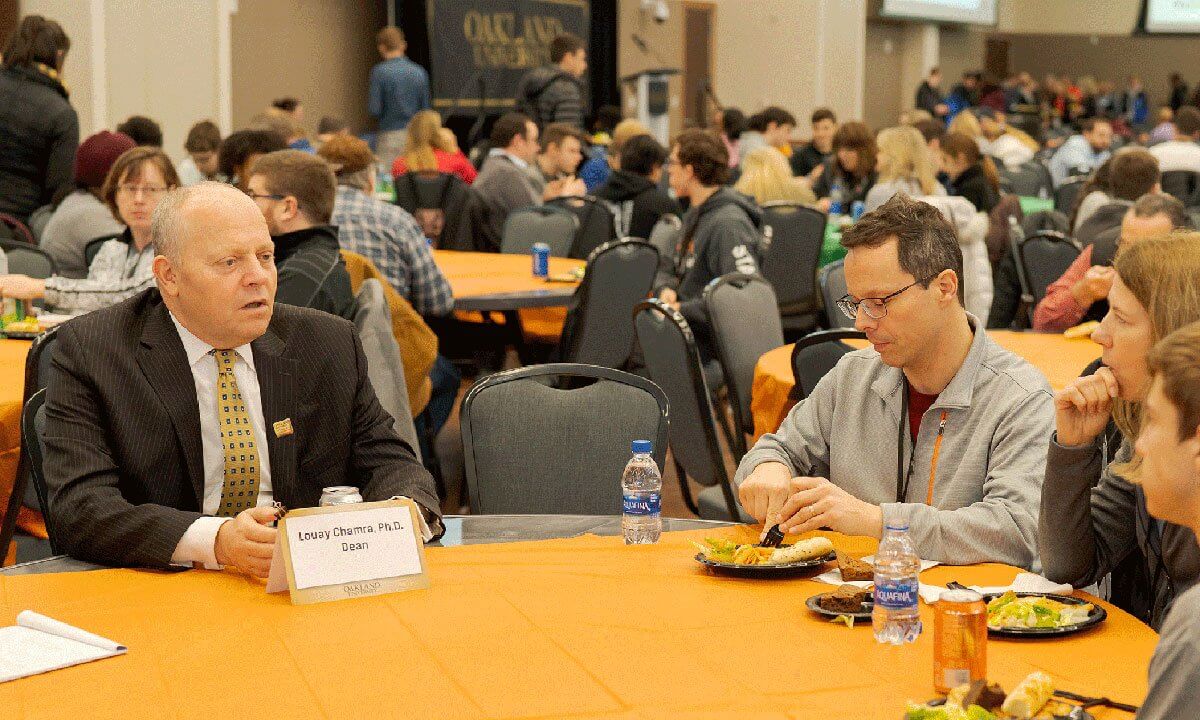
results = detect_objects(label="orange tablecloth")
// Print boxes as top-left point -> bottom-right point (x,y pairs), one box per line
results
433,249 -> 584,342
433,249 -> 583,303
752,331 -> 1102,439
1,339 -> 32,563
0,526 -> 1154,719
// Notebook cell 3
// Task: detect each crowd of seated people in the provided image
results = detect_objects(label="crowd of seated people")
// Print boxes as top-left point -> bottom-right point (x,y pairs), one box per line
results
8,13 -> 1200,711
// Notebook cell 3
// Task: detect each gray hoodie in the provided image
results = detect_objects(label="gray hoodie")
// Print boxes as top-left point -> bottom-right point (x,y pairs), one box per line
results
658,187 -> 762,333
735,316 -> 1054,568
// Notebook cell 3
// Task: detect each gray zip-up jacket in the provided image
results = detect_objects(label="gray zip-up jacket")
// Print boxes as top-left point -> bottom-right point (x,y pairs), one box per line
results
735,316 -> 1054,568
1040,438 -> 1200,629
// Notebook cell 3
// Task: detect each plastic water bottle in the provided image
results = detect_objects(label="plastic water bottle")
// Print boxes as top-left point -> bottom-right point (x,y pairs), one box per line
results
873,523 -> 923,645
621,440 -> 662,544
829,179 -> 846,216
376,167 -> 396,203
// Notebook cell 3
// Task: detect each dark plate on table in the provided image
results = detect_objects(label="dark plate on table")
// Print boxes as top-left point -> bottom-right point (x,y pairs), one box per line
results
915,697 -> 1095,719
806,590 -> 873,620
694,550 -> 834,578
982,592 -> 1107,637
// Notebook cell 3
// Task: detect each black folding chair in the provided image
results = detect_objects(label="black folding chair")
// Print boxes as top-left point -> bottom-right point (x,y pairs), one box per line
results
703,273 -> 783,459
760,202 -> 825,339
1160,171 -> 1200,205
633,299 -> 745,521
83,233 -> 126,269
460,363 -> 668,515
819,259 -> 854,329
501,205 -> 578,257
1017,230 -> 1082,311
1054,177 -> 1088,214
545,195 -> 618,260
19,389 -> 59,554
558,239 -> 658,369
790,329 -> 866,402
1,241 -> 57,279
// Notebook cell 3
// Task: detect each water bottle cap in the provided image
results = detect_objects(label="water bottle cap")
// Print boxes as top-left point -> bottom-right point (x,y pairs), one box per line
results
631,440 -> 653,454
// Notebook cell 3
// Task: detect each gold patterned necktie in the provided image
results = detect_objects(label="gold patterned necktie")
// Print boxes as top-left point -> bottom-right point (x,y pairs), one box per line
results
213,349 -> 260,517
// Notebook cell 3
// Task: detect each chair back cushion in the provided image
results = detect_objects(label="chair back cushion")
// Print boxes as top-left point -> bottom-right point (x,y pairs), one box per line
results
461,366 -> 667,514
501,206 -> 578,256
703,274 -> 783,435
562,240 -> 658,368
819,260 -> 854,329
1019,234 -> 1081,305
760,203 -> 825,313
634,302 -> 721,487
546,195 -> 618,260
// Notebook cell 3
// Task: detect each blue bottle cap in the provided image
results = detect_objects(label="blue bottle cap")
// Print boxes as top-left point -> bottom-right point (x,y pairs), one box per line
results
631,440 -> 653,454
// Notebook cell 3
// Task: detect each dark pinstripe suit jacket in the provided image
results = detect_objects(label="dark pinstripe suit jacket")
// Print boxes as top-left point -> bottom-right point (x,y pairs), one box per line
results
43,289 -> 440,568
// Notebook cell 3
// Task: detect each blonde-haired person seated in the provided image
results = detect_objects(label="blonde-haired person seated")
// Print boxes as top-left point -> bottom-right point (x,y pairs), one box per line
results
390,109 -> 476,184
864,125 -> 946,212
948,108 -> 982,140
734,146 -> 816,206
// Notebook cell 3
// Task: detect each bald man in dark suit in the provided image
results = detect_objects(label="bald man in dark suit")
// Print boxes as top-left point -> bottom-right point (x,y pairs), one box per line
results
43,182 -> 441,576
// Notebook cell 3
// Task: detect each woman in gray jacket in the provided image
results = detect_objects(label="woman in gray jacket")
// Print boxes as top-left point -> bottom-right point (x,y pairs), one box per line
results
1040,233 -> 1200,629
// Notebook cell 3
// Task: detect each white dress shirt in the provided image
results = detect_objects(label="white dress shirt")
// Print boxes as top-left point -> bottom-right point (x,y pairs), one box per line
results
169,313 -> 274,568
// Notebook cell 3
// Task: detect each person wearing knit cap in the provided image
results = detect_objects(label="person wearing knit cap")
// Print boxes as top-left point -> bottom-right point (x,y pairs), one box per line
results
39,130 -> 136,278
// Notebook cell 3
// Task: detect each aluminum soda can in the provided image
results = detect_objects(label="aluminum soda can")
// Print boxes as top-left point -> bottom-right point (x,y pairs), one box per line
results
532,243 -> 550,277
933,588 -> 988,694
320,486 -> 364,507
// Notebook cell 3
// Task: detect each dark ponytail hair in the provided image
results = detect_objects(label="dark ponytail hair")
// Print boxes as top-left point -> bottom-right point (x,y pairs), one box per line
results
942,131 -> 999,192
3,15 -> 70,70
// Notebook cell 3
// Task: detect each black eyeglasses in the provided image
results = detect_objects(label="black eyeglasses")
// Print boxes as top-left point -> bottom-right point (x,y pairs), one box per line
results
244,190 -> 287,202
836,276 -> 934,321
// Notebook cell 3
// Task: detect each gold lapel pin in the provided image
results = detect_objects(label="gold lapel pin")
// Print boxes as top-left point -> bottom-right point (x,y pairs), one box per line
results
273,418 -> 294,438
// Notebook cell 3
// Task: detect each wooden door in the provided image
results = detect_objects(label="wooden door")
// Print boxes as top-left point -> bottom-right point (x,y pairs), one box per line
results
682,2 -> 715,129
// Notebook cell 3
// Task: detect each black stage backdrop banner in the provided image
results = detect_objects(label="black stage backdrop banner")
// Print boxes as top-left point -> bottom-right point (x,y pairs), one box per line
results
425,0 -> 590,112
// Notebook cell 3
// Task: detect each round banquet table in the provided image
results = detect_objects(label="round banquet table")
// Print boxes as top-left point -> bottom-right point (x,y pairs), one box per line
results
0,517 -> 1155,719
751,330 -> 1102,439
433,249 -> 583,312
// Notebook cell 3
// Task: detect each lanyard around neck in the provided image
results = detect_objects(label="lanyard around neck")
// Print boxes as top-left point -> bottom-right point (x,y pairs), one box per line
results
895,380 -> 950,505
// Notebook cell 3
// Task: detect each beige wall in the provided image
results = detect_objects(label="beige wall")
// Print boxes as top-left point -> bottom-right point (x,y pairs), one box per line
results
104,0 -> 221,155
22,0 -> 226,160
21,0 -> 99,137
618,0 -> 688,136
230,1 -> 386,138
618,0 -> 866,139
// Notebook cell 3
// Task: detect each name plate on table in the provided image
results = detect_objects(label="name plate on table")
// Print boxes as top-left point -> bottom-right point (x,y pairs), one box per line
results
265,498 -> 429,605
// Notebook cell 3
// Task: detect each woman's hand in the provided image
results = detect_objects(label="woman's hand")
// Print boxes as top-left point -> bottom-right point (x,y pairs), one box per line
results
1055,367 -> 1120,447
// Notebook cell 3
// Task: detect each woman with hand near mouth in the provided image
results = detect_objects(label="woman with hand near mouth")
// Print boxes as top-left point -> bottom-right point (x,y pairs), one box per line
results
0,146 -> 180,315
1040,233 -> 1200,629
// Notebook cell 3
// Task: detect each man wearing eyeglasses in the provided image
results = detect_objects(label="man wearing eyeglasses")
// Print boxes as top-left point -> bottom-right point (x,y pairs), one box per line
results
735,193 -> 1054,568
244,149 -> 357,320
